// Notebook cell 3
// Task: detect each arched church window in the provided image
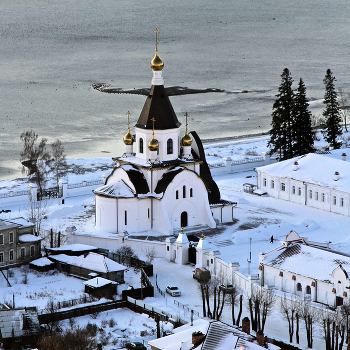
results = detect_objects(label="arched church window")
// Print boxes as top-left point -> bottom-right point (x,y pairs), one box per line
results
167,139 -> 173,154
296,283 -> 302,292
176,190 -> 179,199
183,185 -> 186,198
190,188 -> 193,197
125,211 -> 127,225
306,285 -> 311,294
139,138 -> 144,153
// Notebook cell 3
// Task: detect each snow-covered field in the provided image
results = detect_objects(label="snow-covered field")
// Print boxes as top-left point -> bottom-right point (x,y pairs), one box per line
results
1,133 -> 350,349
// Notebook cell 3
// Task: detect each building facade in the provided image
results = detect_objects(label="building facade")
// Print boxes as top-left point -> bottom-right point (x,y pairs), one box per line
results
0,218 -> 41,267
259,231 -> 350,308
256,152 -> 350,216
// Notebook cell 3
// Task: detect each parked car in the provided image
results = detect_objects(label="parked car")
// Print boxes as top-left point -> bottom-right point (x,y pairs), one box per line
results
193,268 -> 211,283
165,286 -> 181,297
125,341 -> 147,350
219,284 -> 235,294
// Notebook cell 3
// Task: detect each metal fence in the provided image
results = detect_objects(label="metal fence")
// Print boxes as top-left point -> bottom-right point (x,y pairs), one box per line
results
67,179 -> 103,189
173,300 -> 200,317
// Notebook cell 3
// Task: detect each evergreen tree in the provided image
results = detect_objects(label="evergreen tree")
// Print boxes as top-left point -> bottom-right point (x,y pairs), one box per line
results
292,78 -> 314,156
322,69 -> 342,149
268,68 -> 294,160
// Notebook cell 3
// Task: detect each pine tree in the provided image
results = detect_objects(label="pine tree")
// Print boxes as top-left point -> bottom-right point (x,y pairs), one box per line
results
292,78 -> 314,156
268,68 -> 294,160
322,69 -> 342,149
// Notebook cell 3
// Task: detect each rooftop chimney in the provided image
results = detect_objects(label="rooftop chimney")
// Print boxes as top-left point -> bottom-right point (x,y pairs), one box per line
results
293,161 -> 299,171
334,171 -> 340,181
192,332 -> 205,345
342,153 -> 347,161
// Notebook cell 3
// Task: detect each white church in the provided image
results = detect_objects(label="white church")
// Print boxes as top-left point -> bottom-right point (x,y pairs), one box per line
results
93,31 -> 235,237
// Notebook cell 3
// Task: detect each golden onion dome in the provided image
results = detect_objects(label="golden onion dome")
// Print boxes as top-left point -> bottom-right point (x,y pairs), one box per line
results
148,135 -> 159,151
151,50 -> 164,71
182,131 -> 192,147
123,128 -> 134,145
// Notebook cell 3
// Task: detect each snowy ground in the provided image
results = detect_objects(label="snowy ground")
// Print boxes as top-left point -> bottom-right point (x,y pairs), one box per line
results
1,133 -> 350,349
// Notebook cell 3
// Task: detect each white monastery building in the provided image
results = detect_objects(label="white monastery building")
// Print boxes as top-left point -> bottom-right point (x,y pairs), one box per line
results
93,32 -> 235,236
256,151 -> 350,216
259,231 -> 350,308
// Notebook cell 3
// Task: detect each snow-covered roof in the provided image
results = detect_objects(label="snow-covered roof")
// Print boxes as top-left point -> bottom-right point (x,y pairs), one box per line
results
68,253 -> 127,273
48,244 -> 97,252
0,309 -> 24,338
6,217 -> 34,228
48,254 -> 75,264
18,234 -> 42,243
262,242 -> 350,282
30,257 -> 54,267
258,153 -> 350,192
94,179 -> 136,198
176,231 -> 189,244
0,220 -> 18,230
83,277 -> 117,288
148,319 -> 209,350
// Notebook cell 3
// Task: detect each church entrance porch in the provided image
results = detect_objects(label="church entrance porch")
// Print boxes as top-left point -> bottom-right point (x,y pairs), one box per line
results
181,211 -> 188,227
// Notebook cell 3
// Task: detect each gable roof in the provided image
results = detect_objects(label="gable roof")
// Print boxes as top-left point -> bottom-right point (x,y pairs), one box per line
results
68,252 -> 127,273
136,84 -> 181,130
262,242 -> 350,282
94,179 -> 136,198
121,165 -> 150,194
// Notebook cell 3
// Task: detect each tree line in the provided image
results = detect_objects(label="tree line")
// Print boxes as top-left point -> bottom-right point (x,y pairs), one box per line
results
268,68 -> 346,160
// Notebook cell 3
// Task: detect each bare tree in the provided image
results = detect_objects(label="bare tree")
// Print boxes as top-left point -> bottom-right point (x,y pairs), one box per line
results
248,287 -> 275,332
198,276 -> 227,320
143,246 -> 158,263
340,299 -> 350,347
320,307 -> 345,350
20,130 -> 50,197
279,294 -> 299,343
224,282 -> 242,326
298,298 -> 315,348
338,88 -> 349,132
50,139 -> 68,187
26,186 -> 49,236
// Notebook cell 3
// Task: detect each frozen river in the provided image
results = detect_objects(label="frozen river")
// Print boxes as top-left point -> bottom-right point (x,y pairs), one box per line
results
1,0 -> 350,180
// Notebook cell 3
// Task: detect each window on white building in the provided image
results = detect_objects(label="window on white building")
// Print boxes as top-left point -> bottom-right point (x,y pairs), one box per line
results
176,190 -> 179,199
281,183 -> 286,191
309,190 -> 312,199
333,196 -> 337,205
296,283 -> 302,292
167,139 -> 173,154
139,138 -> 144,153
124,211 -> 127,225
292,186 -> 295,194
341,197 -> 344,207
183,186 -> 186,198
322,193 -> 325,202
271,180 -> 274,189
263,178 -> 267,187
306,285 -> 311,294
316,192 -> 319,201
298,187 -> 301,196
190,188 -> 193,197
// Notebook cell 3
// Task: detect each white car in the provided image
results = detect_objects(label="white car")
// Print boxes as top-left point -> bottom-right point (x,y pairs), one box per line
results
165,286 -> 181,297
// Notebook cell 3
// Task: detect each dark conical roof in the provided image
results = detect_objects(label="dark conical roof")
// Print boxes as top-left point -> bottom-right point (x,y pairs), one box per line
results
135,85 -> 181,130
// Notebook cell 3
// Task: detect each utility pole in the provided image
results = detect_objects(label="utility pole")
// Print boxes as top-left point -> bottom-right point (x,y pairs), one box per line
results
247,238 -> 252,276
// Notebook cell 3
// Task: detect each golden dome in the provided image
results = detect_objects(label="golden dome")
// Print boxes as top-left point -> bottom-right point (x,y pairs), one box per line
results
182,130 -> 192,147
123,128 -> 134,145
148,135 -> 159,151
151,50 -> 164,71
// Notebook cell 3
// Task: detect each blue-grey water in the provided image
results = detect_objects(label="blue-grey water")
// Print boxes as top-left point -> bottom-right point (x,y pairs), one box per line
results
1,0 -> 350,180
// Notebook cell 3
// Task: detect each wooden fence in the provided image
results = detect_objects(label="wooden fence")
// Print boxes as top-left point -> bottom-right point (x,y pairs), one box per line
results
38,300 -> 125,324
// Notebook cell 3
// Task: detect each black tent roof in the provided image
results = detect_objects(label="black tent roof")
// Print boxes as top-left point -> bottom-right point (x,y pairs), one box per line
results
154,167 -> 184,194
135,85 -> 181,130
